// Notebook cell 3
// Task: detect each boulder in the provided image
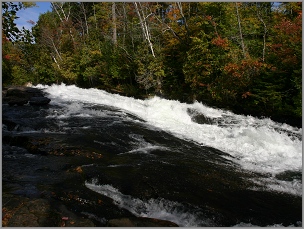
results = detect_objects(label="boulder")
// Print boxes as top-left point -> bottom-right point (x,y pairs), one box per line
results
6,87 -> 43,98
107,217 -> 179,227
6,87 -> 31,99
29,97 -> 51,106
3,86 -> 50,106
23,87 -> 44,97
7,96 -> 29,106
2,194 -> 95,227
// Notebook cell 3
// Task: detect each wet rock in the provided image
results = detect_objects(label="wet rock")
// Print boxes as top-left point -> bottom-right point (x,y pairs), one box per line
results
6,87 -> 31,99
24,87 -> 44,97
3,86 -> 50,106
275,170 -> 302,181
7,96 -> 29,106
2,193 -> 95,227
2,136 -> 49,155
191,113 -> 214,125
6,86 -> 43,97
56,204 -> 95,227
187,108 -> 214,124
2,135 -> 30,147
107,217 -> 179,227
29,97 -> 51,106
3,197 -> 60,227
2,118 -> 19,131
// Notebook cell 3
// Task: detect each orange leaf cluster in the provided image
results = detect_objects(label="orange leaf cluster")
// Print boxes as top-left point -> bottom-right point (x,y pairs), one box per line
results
167,8 -> 181,21
223,63 -> 241,78
275,18 -> 301,37
205,15 -> 212,21
224,59 -> 263,79
242,91 -> 252,99
211,36 -> 229,49
270,44 -> 299,66
75,166 -> 83,173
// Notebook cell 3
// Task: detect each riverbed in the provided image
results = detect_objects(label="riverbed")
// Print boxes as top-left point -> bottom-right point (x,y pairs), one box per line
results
2,84 -> 302,226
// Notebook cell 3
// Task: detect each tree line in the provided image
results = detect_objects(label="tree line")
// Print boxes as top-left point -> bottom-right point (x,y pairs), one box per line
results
2,2 -> 302,122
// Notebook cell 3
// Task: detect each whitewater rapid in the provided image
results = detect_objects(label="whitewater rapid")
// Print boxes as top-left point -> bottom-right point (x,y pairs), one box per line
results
36,84 -> 302,176
85,179 -> 214,227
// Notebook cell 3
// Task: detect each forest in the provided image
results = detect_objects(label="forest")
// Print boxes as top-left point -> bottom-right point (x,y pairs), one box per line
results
2,2 -> 302,123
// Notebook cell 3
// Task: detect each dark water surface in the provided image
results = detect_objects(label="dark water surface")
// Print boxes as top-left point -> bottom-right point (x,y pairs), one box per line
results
2,86 -> 302,227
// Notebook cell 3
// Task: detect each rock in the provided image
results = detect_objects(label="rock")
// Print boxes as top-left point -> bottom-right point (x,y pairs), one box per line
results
3,86 -> 50,106
29,97 -> 51,106
6,87 -> 31,99
56,204 -> 95,227
4,198 -> 60,227
107,217 -> 179,227
2,118 -> 18,131
2,194 -> 95,227
24,82 -> 33,87
7,96 -> 29,106
6,86 -> 43,99
23,87 -> 44,97
192,114 -> 214,125
187,108 -> 214,125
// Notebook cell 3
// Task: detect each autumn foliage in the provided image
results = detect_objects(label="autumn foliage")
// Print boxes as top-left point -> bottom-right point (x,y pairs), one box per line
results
2,2 -> 302,119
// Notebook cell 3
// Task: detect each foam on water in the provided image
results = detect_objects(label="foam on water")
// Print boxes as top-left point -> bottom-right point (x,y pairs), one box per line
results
81,212 -> 107,224
250,177 -> 302,196
85,179 -> 215,227
233,222 -> 302,227
38,84 -> 302,176
122,134 -> 169,154
40,84 -> 302,175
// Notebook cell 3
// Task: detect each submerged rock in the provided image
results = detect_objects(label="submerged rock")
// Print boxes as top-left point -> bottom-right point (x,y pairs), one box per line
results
187,108 -> 214,124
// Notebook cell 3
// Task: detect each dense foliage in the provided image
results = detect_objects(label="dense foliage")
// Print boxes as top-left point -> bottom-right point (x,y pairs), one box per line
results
2,2 -> 302,121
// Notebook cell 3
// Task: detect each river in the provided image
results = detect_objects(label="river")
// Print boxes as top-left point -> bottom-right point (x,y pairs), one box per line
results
2,83 -> 302,226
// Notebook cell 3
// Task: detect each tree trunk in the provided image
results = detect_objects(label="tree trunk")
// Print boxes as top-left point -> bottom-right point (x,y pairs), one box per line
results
93,3 -> 98,30
51,2 -> 75,43
81,3 -> 89,35
176,2 -> 189,32
52,55 -> 60,69
256,4 -> 267,62
235,2 -> 246,58
134,2 -> 155,57
112,2 -> 117,46
51,2 -> 70,22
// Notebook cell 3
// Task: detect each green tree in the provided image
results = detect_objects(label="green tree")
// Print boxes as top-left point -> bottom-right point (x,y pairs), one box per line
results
5,2 -> 301,122
2,2 -> 23,41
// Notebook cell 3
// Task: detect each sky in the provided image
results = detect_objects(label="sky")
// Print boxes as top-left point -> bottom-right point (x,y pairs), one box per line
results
15,2 -> 282,31
15,2 -> 51,30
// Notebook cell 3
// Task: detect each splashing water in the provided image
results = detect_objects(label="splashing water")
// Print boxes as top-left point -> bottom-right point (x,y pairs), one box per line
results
37,83 -> 302,176
85,179 -> 216,227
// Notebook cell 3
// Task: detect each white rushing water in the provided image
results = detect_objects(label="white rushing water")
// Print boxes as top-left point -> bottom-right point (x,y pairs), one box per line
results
85,179 -> 215,227
37,83 -> 302,177
85,179 -> 302,227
